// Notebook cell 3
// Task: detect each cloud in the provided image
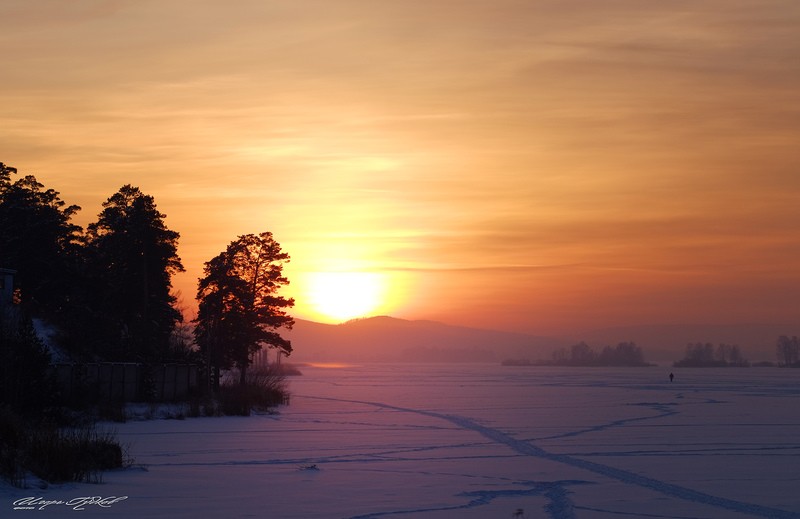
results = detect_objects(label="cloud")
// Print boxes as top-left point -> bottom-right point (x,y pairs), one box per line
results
3,0 -> 800,331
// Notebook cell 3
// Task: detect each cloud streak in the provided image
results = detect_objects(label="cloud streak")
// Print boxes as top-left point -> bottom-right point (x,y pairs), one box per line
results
2,0 -> 799,331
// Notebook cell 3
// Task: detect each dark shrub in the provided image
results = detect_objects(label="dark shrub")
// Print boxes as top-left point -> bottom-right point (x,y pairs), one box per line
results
23,424 -> 125,484
0,407 -> 26,486
217,366 -> 289,416
218,384 -> 252,416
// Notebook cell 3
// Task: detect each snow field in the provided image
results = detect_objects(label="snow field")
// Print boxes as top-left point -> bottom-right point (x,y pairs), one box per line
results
3,364 -> 800,518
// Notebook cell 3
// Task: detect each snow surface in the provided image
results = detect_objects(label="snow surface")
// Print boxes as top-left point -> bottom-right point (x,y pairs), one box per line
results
3,364 -> 800,518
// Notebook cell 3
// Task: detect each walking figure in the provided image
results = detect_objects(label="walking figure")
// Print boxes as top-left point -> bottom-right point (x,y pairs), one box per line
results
669,372 -> 674,383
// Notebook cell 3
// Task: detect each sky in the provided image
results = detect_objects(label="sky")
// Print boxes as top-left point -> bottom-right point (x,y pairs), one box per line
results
2,0 -> 800,335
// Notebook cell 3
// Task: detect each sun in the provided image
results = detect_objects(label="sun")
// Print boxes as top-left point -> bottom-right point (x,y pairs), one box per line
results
304,272 -> 386,322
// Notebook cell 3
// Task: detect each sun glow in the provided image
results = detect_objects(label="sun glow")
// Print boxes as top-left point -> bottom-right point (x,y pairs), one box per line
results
304,271 -> 387,322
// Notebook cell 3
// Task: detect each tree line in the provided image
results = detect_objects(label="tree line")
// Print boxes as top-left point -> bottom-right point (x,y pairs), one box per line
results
551,341 -> 649,366
504,336 -> 800,369
672,337 -> 800,368
0,161 -> 293,407
501,341 -> 650,367
776,336 -> 800,367
673,342 -> 749,367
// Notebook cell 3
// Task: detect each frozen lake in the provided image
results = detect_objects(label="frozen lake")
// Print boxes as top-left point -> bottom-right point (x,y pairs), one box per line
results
4,364 -> 800,518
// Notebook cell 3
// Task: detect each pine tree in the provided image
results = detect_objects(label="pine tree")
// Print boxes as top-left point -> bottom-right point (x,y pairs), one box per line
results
195,232 -> 294,388
0,163 -> 82,317
85,185 -> 184,361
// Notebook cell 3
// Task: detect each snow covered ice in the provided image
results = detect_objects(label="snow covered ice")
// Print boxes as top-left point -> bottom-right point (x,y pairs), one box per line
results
3,364 -> 800,518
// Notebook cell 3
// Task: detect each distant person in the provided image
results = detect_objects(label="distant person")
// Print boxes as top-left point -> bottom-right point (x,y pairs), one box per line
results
669,372 -> 674,383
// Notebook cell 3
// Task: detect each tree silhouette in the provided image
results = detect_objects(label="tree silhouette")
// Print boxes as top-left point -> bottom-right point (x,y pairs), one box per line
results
598,342 -> 644,366
85,185 -> 184,361
0,163 -> 82,317
673,342 -> 748,367
550,341 -> 647,366
195,232 -> 294,388
776,336 -> 799,367
0,310 -> 54,415
570,341 -> 595,365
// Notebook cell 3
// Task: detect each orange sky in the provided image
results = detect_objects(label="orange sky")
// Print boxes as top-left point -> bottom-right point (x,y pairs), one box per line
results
2,1 -> 800,334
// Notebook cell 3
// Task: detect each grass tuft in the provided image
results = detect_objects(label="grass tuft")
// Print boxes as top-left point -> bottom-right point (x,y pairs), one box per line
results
0,407 -> 128,487
217,366 -> 290,416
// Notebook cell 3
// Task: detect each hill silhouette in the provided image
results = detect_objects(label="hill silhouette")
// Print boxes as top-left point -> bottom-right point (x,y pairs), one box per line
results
285,316 -> 566,363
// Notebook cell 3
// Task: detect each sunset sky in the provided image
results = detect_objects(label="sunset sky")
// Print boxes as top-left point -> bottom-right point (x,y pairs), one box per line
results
2,1 -> 800,334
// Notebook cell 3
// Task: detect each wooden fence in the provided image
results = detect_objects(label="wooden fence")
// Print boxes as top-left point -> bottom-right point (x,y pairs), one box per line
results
53,363 -> 199,403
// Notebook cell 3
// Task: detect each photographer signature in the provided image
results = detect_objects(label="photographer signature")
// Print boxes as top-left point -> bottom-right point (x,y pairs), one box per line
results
13,496 -> 128,511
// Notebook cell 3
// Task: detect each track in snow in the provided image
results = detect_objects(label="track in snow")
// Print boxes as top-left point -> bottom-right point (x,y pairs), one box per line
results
300,395 -> 800,519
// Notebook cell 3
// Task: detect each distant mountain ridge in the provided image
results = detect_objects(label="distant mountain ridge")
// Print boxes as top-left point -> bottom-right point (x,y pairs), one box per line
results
284,316 -> 795,364
285,316 -> 566,363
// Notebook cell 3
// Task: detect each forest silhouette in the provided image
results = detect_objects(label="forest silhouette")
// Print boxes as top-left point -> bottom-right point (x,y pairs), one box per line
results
0,161 -> 294,413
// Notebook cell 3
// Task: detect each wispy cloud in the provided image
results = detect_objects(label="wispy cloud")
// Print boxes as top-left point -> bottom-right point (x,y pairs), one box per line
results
2,0 -> 799,331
